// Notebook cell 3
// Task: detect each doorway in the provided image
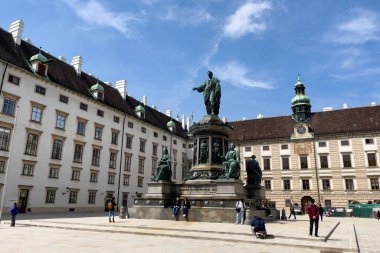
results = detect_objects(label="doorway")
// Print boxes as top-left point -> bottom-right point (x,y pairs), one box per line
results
18,189 -> 29,213
301,196 -> 313,214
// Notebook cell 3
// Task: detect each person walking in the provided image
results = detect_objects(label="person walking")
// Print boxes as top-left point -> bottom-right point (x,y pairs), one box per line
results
235,198 -> 245,225
306,199 -> 320,237
288,203 -> 296,219
9,203 -> 19,227
108,197 -> 116,223
319,204 -> 324,221
182,197 -> 191,218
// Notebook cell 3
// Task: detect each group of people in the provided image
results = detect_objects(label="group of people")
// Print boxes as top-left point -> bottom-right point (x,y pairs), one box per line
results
171,197 -> 191,219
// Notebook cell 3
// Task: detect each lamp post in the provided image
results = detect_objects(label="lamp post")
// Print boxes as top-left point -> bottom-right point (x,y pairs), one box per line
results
167,120 -> 176,180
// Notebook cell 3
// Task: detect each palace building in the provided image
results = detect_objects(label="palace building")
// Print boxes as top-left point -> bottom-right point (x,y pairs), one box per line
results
1,20 -> 379,215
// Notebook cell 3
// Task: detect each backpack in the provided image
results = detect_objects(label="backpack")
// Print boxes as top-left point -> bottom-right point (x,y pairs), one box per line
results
108,201 -> 113,209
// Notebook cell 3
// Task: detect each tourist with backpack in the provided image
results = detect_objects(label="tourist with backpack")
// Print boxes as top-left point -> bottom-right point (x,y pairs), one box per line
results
108,197 -> 117,223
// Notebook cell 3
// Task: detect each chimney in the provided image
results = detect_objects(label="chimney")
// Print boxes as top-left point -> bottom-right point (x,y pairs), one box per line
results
9,19 -> 24,45
58,56 -> 66,62
142,95 -> 147,105
71,56 -> 83,74
323,107 -> 333,111
222,117 -> 227,123
25,38 -> 32,44
256,114 -> 264,119
152,105 -> 157,110
187,116 -> 191,129
115,80 -> 127,98
343,103 -> 348,109
371,102 -> 376,106
166,110 -> 172,117
181,114 -> 186,129
104,81 -> 112,86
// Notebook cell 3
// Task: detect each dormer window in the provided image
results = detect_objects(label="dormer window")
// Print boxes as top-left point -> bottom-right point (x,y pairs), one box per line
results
29,48 -> 50,77
90,81 -> 105,101
134,105 -> 145,119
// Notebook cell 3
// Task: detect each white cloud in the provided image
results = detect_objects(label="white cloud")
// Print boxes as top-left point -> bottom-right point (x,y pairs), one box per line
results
223,0 -> 272,39
324,9 -> 380,45
331,67 -> 380,80
159,6 -> 214,26
64,0 -> 144,37
215,61 -> 273,89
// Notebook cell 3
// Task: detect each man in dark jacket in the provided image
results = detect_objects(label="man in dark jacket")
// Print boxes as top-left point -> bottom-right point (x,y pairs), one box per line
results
306,199 -> 320,237
251,216 -> 267,238
10,203 -> 19,227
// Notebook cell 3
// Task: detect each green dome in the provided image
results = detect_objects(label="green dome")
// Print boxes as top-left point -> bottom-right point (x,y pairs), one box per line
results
291,94 -> 311,106
90,82 -> 104,92
30,51 -> 48,63
134,104 -> 145,112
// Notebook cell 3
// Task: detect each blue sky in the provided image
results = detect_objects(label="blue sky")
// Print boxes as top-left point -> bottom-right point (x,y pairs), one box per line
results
1,0 -> 380,122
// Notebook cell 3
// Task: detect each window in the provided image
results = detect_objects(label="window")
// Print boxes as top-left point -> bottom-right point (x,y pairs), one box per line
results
69,191 -> 78,204
110,131 -> 119,145
56,114 -> 66,129
80,102 -> 88,111
35,85 -> 46,95
51,139 -> 63,160
367,153 -> 377,167
125,154 -> 132,171
22,164 -> 34,176
283,179 -> 291,190
49,167 -> 59,178
318,141 -> 327,147
8,74 -> 20,85
141,127 -> 146,133
0,126 -> 11,150
264,180 -> 271,190
73,144 -> 83,163
370,178 -> 379,190
113,116 -> 119,123
108,173 -> 115,184
342,154 -> 352,168
0,160 -> 5,173
46,190 -> 56,203
88,191 -> 96,204
25,133 -> 39,155
92,148 -> 101,166
94,126 -> 103,140
152,144 -> 158,156
345,179 -> 354,191
31,106 -> 42,122
152,159 -> 157,176
300,156 -> 308,169
77,120 -> 86,136
189,144 -> 193,148
173,163 -> 177,179
138,177 -> 144,187
365,138 -> 374,144
173,150 -> 177,162
90,172 -> 98,183
163,135 -> 167,141
59,95 -> 68,103
282,157 -> 290,170
302,179 -> 310,190
128,122 -> 133,128
262,145 -> 270,151
244,146 -> 252,152
154,132 -> 158,138
281,144 -> 288,150
109,151 -> 117,169
263,157 -> 271,170
325,200 -> 332,207
138,157 -> 145,173
2,97 -> 16,115
97,109 -> 104,117
320,155 -> 329,168
173,139 -> 177,145
322,179 -> 331,190
71,169 -> 80,181
341,140 -> 350,146
183,143 -> 186,148
123,175 -> 130,186
126,135 -> 133,148
140,139 -> 146,152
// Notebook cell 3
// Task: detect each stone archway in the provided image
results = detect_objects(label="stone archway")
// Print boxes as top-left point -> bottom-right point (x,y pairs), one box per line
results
301,196 -> 313,214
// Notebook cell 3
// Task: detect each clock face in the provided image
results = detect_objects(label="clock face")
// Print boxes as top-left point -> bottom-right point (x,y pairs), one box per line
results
297,125 -> 306,134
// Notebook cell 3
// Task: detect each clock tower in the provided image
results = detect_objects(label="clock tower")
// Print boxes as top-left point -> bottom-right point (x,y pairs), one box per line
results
291,74 -> 312,122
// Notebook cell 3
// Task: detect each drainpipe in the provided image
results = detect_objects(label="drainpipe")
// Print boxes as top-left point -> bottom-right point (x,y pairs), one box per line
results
0,63 -> 9,96
116,113 -> 127,210
313,140 -> 322,205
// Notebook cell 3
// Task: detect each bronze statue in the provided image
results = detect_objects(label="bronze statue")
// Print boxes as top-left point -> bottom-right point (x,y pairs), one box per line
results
246,155 -> 262,188
199,139 -> 208,164
220,143 -> 240,179
151,147 -> 172,182
193,71 -> 221,115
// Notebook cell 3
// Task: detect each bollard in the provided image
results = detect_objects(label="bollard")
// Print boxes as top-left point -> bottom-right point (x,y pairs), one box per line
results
119,206 -> 126,219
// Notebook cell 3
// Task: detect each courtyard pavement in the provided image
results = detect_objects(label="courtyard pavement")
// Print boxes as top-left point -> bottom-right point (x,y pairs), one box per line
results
1,212 -> 379,253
